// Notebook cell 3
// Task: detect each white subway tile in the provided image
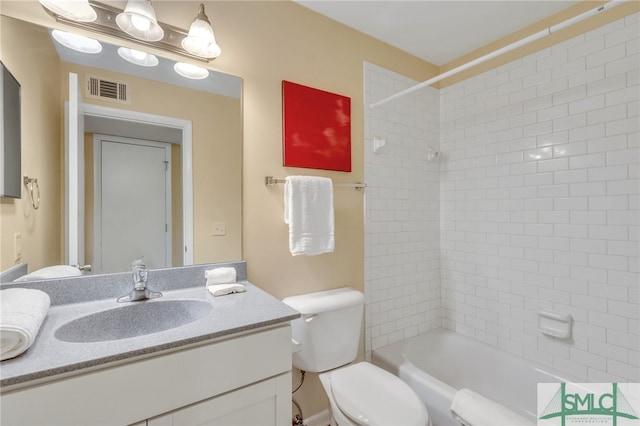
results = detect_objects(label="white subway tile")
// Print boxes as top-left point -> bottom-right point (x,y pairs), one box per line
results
606,118 -> 639,136
568,36 -> 605,61
538,50 -> 568,70
589,224 -> 630,241
607,359 -> 640,381
570,182 -> 606,196
554,114 -> 587,132
569,65 -> 605,88
606,86 -> 639,107
538,184 -> 569,198
569,153 -> 606,169
606,21 -> 640,47
588,134 -> 628,153
590,195 -> 629,210
538,104 -> 569,122
606,54 -> 640,77
554,169 -> 588,184
539,158 -> 569,172
588,165 -> 628,181
586,43 -> 626,69
587,104 -> 628,125
569,95 -> 606,115
587,74 -> 627,97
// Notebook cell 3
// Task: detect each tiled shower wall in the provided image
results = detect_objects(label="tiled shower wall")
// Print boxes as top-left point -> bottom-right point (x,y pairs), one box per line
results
364,63 -> 441,358
364,12 -> 639,381
440,14 -> 639,382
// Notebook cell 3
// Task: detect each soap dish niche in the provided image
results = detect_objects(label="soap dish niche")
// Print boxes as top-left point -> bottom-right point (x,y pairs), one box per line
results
537,308 -> 572,339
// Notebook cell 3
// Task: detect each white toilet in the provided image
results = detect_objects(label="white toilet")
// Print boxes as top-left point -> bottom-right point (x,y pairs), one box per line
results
283,287 -> 429,426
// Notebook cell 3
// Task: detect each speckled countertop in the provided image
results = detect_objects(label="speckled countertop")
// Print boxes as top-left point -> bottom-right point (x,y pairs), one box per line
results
0,262 -> 300,391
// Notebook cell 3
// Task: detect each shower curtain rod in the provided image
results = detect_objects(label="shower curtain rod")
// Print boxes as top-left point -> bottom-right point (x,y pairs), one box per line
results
369,0 -> 628,109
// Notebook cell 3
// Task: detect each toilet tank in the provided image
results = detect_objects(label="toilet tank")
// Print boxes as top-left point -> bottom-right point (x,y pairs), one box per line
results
283,287 -> 364,373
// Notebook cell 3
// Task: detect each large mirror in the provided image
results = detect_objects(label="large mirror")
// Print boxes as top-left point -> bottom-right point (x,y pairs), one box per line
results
0,14 -> 242,279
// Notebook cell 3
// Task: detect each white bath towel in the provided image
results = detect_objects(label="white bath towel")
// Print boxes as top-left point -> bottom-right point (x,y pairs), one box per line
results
205,267 -> 237,286
0,288 -> 51,361
450,388 -> 533,426
207,283 -> 246,297
284,176 -> 334,256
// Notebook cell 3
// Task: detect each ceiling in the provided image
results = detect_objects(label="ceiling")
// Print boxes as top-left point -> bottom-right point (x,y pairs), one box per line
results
295,1 -> 580,66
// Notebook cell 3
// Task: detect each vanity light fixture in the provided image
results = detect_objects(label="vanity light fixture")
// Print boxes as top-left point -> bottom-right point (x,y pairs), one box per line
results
40,1 -> 221,62
174,62 -> 209,80
181,4 -> 221,59
116,0 -> 164,42
38,0 -> 97,23
117,47 -> 159,67
51,29 -> 102,54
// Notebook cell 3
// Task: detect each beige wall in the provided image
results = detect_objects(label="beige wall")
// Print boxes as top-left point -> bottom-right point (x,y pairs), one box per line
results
1,0 -> 637,418
0,16 -> 62,273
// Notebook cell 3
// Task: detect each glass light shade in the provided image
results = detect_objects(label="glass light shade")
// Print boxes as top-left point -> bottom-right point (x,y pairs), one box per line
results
181,4 -> 221,59
116,0 -> 164,42
117,47 -> 159,67
51,29 -> 102,54
39,0 -> 97,22
173,62 -> 209,80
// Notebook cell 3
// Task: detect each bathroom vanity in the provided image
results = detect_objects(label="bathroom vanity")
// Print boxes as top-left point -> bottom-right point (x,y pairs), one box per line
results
0,262 -> 300,425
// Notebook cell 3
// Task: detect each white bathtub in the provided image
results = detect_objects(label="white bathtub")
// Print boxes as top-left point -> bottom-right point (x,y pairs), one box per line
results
373,328 -> 576,426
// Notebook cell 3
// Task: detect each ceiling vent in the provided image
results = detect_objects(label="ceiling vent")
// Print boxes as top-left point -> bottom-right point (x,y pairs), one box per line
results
86,75 -> 130,104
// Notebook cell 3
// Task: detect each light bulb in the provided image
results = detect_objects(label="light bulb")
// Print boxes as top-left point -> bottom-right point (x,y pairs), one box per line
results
174,62 -> 209,80
130,14 -> 151,32
117,47 -> 158,67
130,49 -> 147,60
51,29 -> 102,54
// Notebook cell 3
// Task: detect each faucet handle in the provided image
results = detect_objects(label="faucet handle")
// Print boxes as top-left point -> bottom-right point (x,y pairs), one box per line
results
131,259 -> 148,288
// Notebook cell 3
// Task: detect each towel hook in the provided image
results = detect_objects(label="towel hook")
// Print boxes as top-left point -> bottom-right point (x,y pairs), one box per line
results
23,176 -> 40,210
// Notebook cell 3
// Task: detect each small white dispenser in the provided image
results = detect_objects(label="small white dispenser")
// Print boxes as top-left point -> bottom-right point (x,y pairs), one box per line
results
537,308 -> 572,339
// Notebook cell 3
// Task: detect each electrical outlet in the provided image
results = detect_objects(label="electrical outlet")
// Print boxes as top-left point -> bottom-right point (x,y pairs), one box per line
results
212,223 -> 226,236
14,233 -> 21,261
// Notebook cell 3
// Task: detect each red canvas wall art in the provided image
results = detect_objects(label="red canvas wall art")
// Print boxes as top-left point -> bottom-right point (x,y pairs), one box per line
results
282,81 -> 351,172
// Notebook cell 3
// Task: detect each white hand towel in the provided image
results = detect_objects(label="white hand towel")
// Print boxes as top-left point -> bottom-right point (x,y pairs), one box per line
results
0,288 -> 51,361
207,283 -> 246,297
284,176 -> 334,256
205,267 -> 237,286
450,388 -> 533,426
13,265 -> 81,282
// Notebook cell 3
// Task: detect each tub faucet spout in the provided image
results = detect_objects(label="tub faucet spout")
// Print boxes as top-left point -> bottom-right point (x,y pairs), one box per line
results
117,259 -> 162,303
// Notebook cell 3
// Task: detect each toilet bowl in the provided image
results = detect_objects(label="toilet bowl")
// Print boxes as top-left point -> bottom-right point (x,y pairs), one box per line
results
282,288 -> 430,426
320,362 -> 429,426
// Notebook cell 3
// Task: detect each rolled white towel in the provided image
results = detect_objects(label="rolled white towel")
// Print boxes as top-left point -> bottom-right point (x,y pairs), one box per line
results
0,288 -> 51,361
204,267 -> 237,286
207,283 -> 246,297
450,388 -> 533,426
13,265 -> 81,282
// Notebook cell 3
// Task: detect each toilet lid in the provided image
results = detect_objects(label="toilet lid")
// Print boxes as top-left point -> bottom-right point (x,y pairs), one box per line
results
330,362 -> 428,426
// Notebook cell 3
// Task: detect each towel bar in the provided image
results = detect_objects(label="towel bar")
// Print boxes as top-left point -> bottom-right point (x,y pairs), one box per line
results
23,176 -> 40,210
265,176 -> 366,190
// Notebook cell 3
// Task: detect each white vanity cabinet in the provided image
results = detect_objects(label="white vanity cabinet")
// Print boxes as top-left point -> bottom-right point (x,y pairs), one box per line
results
1,325 -> 293,426
146,373 -> 290,426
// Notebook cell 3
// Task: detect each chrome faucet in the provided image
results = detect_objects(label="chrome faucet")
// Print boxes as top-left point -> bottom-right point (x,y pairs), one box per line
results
117,259 -> 162,302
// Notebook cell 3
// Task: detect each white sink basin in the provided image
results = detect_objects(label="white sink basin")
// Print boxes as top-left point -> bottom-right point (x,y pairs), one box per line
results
54,299 -> 212,343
